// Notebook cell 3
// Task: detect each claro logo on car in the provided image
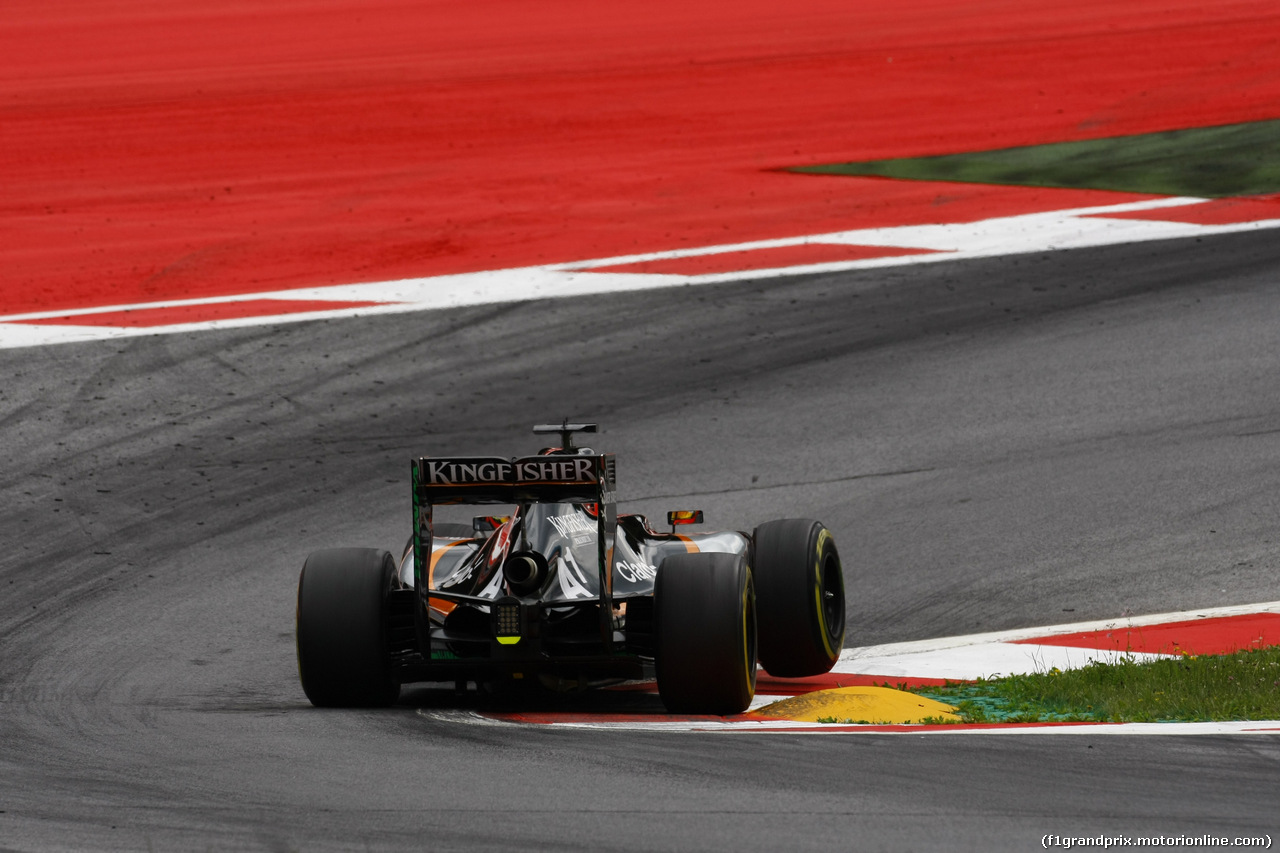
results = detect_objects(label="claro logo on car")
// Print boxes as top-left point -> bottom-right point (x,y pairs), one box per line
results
616,560 -> 657,583
422,456 -> 598,486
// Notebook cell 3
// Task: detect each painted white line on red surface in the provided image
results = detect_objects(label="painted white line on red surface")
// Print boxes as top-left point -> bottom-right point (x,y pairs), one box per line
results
837,643 -> 1172,683
835,599 -> 1280,682
4,197 -> 1279,350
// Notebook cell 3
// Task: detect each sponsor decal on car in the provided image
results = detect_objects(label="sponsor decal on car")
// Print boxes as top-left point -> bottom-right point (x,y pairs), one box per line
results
555,551 -> 594,600
422,456 -> 599,486
487,518 -> 513,567
548,513 -> 596,538
615,560 -> 658,583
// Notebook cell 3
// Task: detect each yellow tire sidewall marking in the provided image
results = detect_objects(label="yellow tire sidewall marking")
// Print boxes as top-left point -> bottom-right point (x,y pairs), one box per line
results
813,528 -> 838,661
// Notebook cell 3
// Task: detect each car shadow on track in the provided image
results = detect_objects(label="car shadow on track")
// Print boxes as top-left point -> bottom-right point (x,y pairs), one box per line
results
395,680 -> 669,716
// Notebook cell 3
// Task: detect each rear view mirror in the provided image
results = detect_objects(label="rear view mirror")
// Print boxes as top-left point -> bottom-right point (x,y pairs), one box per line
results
667,510 -> 704,532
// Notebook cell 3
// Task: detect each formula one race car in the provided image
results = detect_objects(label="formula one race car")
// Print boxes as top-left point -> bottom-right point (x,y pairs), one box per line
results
296,423 -> 846,715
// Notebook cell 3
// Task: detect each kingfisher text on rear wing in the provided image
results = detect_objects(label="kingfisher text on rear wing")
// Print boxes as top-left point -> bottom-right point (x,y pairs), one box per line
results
413,454 -> 617,505
421,457 -> 597,486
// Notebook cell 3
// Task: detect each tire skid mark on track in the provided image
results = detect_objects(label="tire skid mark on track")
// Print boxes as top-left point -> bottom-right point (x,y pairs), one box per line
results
4,197 -> 1279,350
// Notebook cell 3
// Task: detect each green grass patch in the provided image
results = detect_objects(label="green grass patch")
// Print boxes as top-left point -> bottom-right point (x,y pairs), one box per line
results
906,646 -> 1280,724
816,716 -> 871,724
792,118 -> 1280,198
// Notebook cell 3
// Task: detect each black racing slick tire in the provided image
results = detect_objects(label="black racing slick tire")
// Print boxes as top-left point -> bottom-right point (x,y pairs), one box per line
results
654,552 -> 757,715
296,548 -> 401,707
752,518 -> 846,678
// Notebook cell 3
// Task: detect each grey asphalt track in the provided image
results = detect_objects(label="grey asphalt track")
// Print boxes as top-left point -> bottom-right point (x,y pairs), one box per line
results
3,230 -> 1280,851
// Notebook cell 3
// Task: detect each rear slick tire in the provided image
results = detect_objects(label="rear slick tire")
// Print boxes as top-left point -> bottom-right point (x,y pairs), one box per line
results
752,518 -> 846,678
296,548 -> 401,707
654,552 -> 757,715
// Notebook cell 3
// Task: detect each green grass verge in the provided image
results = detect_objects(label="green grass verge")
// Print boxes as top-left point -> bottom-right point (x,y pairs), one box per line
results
792,118 -> 1280,198
905,646 -> 1280,724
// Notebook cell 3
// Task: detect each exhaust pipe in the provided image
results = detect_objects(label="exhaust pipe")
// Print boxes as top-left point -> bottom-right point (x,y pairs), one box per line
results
503,551 -> 548,596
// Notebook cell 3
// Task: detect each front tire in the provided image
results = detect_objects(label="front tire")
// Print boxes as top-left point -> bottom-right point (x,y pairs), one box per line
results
654,552 -> 757,715
752,519 -> 845,677
296,548 -> 400,707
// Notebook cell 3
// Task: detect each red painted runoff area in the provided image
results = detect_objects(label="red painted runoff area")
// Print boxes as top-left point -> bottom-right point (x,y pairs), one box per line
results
5,1 -> 1280,315
1016,613 -> 1280,656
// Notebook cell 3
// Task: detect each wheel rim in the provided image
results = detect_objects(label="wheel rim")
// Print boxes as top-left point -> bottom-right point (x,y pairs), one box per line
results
819,551 -> 845,643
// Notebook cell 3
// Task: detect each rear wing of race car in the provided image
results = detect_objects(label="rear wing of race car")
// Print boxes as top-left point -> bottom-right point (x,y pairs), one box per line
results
410,452 -> 619,652
413,454 -> 614,505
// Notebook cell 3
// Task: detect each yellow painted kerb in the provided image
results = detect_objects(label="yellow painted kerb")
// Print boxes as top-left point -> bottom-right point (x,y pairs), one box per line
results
747,686 -> 959,724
